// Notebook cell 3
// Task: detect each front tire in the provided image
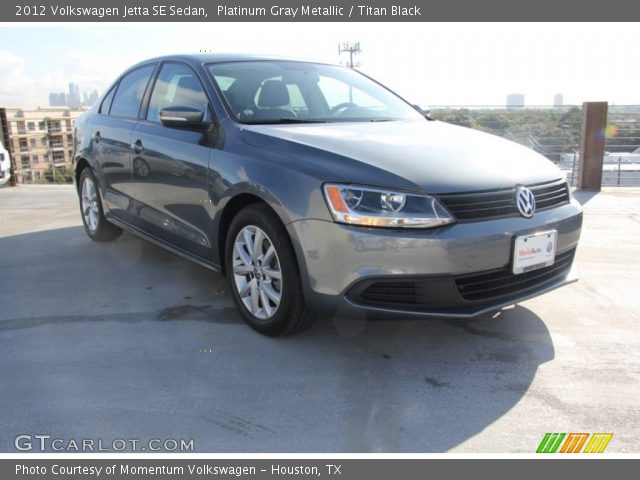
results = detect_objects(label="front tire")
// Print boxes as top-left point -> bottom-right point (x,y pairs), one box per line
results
225,204 -> 315,336
78,167 -> 122,242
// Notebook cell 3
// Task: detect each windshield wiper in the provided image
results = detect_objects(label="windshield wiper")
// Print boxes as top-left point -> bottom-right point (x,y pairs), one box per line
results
243,118 -> 332,125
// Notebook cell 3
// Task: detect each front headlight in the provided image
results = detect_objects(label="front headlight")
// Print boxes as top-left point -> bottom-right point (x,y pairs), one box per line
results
323,184 -> 455,228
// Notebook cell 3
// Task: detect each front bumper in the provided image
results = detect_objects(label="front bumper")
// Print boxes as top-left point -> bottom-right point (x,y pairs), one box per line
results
287,198 -> 582,317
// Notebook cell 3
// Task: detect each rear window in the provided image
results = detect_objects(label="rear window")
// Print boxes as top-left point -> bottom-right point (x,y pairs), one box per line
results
99,85 -> 117,114
109,65 -> 155,119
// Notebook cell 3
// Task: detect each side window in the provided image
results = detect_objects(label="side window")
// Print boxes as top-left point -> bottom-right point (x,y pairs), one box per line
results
147,63 -> 210,123
99,85 -> 117,115
317,75 -> 385,111
317,76 -> 350,109
254,76 -> 281,106
109,65 -> 155,119
214,75 -> 235,91
252,77 -> 308,113
286,84 -> 308,115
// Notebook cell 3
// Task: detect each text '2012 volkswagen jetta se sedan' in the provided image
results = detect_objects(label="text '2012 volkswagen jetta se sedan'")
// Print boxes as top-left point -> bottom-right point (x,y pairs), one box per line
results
73,54 -> 582,336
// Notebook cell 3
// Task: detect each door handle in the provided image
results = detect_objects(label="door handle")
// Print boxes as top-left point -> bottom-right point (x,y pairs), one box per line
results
131,140 -> 143,154
93,131 -> 101,143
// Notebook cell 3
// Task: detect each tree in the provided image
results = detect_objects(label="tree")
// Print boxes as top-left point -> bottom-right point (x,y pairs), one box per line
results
431,106 -> 586,162
39,166 -> 74,184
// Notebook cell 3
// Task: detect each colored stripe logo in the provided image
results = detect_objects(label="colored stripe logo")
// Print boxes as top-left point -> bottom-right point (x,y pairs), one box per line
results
537,433 -> 613,453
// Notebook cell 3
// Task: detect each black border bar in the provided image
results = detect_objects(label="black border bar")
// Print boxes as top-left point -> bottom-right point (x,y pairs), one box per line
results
5,0 -> 640,22
3,459 -> 639,479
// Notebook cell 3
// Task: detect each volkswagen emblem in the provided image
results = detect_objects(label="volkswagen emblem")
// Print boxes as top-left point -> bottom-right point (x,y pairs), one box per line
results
515,186 -> 536,218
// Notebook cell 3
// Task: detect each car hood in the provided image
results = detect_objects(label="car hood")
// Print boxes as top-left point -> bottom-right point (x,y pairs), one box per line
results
241,119 -> 564,194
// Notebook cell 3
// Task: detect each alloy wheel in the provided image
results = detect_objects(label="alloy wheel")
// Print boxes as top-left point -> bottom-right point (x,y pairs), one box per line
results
232,225 -> 282,320
81,177 -> 99,232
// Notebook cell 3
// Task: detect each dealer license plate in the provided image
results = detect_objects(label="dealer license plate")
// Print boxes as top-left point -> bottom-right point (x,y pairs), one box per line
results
513,230 -> 557,274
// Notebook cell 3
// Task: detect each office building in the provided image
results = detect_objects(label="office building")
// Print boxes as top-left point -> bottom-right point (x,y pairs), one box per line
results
554,93 -> 564,107
506,93 -> 525,107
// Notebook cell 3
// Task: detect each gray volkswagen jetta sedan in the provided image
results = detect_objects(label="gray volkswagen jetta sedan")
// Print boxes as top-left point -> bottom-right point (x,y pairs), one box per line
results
73,54 -> 582,335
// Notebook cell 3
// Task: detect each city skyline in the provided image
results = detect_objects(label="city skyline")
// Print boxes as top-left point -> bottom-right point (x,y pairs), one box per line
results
48,82 -> 99,108
0,23 -> 639,109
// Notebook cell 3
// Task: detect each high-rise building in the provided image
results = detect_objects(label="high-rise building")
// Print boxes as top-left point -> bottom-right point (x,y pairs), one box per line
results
49,85 -> 100,108
506,93 -> 525,107
48,92 -> 67,107
67,83 -> 81,109
553,93 -> 564,107
86,90 -> 99,106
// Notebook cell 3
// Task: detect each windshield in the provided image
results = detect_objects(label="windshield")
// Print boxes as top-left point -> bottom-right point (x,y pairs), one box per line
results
207,60 -> 423,124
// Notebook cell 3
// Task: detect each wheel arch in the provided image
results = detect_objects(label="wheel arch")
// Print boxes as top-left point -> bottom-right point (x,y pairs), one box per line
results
217,193 -> 273,275
74,157 -> 91,191
215,191 -> 308,287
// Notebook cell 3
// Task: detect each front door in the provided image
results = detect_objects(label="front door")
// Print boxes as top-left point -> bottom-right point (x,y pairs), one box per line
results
129,62 -> 214,260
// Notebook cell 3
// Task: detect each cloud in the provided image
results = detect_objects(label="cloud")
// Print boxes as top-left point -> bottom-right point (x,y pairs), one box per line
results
38,50 -> 115,103
0,49 -> 117,108
0,50 -> 38,107
1,24 -> 639,108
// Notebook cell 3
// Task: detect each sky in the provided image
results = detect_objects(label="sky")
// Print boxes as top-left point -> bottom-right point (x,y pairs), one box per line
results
0,22 -> 638,109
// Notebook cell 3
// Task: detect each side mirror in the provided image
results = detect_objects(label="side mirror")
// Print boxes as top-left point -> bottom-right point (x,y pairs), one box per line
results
160,105 -> 209,131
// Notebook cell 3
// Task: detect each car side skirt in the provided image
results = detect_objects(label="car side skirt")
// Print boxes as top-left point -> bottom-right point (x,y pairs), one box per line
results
106,213 -> 221,273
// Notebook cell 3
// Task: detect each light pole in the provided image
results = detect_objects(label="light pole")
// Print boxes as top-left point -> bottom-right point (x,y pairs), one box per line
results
338,41 -> 362,69
46,150 -> 55,183
338,42 -> 362,103
45,117 -> 55,183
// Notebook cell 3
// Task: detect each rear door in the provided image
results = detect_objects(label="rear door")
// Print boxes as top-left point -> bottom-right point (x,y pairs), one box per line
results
91,64 -> 155,223
129,62 -> 214,259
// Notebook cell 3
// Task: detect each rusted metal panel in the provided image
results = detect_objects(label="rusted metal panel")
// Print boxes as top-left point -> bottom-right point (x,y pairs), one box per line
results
578,102 -> 608,191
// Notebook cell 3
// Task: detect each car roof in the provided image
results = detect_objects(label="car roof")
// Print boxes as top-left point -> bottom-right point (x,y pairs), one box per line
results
132,53 -> 337,68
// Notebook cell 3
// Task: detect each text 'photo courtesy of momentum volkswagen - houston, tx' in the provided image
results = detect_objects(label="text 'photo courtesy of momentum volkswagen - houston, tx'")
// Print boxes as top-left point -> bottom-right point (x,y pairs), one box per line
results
72,54 -> 582,336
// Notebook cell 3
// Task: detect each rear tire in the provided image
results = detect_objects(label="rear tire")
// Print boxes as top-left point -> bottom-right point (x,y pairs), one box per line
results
78,167 -> 122,242
225,203 -> 315,336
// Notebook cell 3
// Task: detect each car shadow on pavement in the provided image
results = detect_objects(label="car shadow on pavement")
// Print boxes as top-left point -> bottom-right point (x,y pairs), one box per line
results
572,189 -> 599,205
0,226 -> 554,453
282,307 -> 555,452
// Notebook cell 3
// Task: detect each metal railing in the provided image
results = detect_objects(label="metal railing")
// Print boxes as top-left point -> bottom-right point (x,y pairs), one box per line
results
562,156 -> 640,186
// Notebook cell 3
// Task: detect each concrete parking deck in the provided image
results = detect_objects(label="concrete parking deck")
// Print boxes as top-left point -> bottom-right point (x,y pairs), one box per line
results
0,185 -> 638,452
